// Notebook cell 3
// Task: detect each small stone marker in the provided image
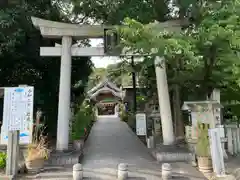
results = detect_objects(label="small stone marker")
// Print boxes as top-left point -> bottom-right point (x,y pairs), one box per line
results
147,138 -> 151,148
73,163 -> 83,180
6,131 -> 19,176
118,163 -> 128,180
147,136 -> 155,148
191,153 -> 197,167
162,163 -> 172,180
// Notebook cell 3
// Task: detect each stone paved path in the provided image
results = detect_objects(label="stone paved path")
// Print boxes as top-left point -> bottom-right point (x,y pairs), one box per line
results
81,116 -> 206,180
17,115 -> 206,179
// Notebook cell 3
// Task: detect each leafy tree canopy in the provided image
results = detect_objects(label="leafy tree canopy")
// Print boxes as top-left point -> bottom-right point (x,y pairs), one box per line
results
0,0 -> 92,135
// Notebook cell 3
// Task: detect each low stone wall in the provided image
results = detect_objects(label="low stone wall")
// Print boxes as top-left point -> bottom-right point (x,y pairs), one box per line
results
0,174 -> 14,180
47,140 -> 85,166
151,150 -> 192,162
46,118 -> 95,166
150,144 -> 192,163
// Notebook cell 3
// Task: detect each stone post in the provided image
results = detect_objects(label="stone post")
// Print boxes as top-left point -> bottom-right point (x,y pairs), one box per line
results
147,136 -> 155,148
210,89 -> 228,159
162,163 -> 172,180
114,104 -> 119,117
95,106 -> 98,117
118,163 -> 128,180
6,130 -> 19,176
154,56 -> 175,145
154,117 -> 161,136
147,138 -> 151,148
73,163 -> 83,180
56,36 -> 72,151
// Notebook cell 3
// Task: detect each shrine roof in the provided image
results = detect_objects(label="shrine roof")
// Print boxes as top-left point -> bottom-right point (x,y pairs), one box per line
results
87,79 -> 123,100
90,87 -> 122,100
87,79 -> 121,95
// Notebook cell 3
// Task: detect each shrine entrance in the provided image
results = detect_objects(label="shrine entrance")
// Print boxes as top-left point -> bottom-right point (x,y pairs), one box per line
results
31,16 -> 181,150
97,101 -> 116,115
87,80 -> 122,117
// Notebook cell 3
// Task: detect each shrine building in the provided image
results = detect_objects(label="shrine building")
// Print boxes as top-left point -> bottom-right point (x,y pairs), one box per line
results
87,80 -> 124,116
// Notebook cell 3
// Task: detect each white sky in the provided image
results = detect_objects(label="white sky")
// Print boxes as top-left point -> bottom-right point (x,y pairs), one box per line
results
90,38 -> 122,68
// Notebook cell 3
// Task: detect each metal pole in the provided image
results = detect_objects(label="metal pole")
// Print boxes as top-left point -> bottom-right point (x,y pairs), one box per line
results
131,56 -> 137,113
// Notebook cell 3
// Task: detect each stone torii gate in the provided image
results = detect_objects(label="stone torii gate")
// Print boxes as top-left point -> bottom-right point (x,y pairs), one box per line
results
31,17 -> 181,151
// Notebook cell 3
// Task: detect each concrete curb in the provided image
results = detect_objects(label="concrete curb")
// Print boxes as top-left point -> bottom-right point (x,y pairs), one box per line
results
210,175 -> 236,180
0,174 -> 15,180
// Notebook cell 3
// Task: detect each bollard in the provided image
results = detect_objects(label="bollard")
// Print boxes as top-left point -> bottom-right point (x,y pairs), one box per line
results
191,153 -> 197,167
73,163 -> 83,180
162,163 -> 172,180
150,136 -> 155,148
147,138 -> 151,148
118,163 -> 128,180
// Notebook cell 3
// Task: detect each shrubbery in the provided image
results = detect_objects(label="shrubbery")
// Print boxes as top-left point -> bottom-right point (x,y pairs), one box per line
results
119,103 -> 128,122
119,103 -> 136,131
0,152 -> 6,169
71,100 -> 95,140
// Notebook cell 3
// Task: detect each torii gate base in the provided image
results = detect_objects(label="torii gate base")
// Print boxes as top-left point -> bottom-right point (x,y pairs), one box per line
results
31,17 -> 175,150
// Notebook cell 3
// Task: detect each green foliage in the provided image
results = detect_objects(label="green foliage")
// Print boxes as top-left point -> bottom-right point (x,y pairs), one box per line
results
118,103 -> 136,129
136,95 -> 146,104
0,1 -> 92,135
106,60 -> 133,87
72,100 -> 95,140
70,0 -> 170,24
119,103 -> 128,122
127,112 -> 136,131
196,123 -> 210,157
118,0 -> 240,103
0,152 -> 7,169
87,68 -> 107,91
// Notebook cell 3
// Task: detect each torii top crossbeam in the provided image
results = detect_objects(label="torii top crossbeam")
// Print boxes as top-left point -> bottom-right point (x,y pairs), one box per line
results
31,17 -> 112,39
31,17 -> 182,39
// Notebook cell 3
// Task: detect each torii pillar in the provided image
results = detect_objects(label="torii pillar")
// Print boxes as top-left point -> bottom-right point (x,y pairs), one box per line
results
155,56 -> 175,145
31,17 -> 111,151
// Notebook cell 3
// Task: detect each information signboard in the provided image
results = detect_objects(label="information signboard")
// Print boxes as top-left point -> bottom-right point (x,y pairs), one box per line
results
136,113 -> 147,136
1,86 -> 34,144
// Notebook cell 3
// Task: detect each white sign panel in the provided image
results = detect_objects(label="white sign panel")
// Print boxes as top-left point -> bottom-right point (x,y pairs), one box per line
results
136,113 -> 147,136
209,128 -> 225,177
191,111 -> 212,125
1,86 -> 34,144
